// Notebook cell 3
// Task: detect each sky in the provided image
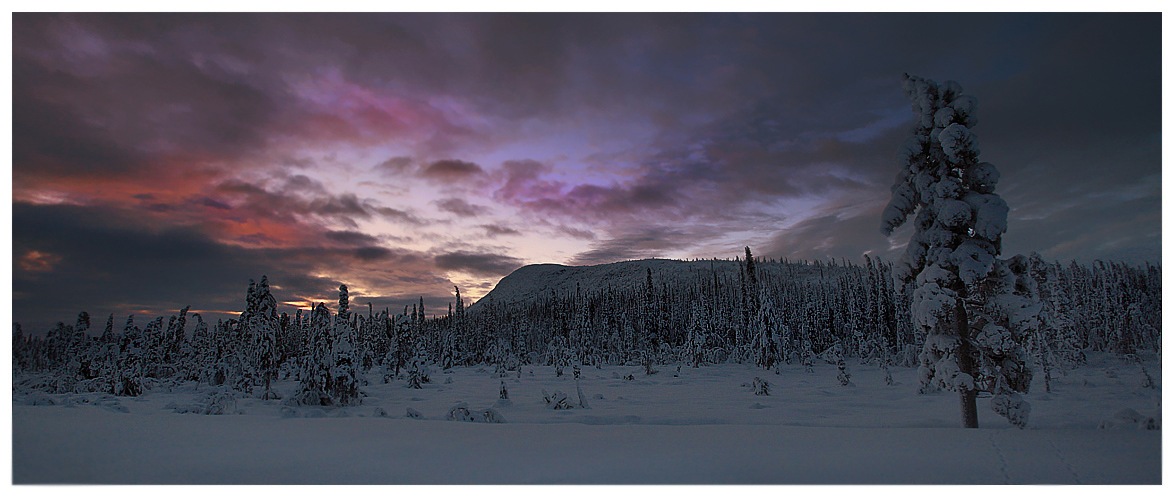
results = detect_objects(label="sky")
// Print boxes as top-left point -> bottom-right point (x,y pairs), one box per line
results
9,12 -> 1162,333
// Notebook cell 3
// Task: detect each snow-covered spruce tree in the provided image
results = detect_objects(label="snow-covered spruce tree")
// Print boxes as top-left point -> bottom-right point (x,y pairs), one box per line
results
13,323 -> 28,375
117,315 -> 144,396
574,364 -> 590,408
836,358 -> 854,387
1027,254 -> 1061,392
330,284 -> 362,406
686,302 -> 708,368
239,276 -> 280,398
640,268 -> 659,375
752,287 -> 781,370
293,303 -> 334,405
186,314 -> 211,384
880,74 -> 1038,428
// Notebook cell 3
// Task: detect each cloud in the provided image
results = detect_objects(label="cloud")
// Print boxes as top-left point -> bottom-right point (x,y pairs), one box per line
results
494,159 -> 563,200
354,246 -> 394,261
11,201 -> 459,333
19,250 -> 62,273
371,207 -> 426,225
191,196 -> 233,210
8,12 -> 1161,332
13,17 -> 281,184
758,200 -> 901,264
324,230 -> 380,246
569,227 -> 698,266
419,159 -> 485,183
434,251 -> 525,277
555,225 -> 596,240
434,197 -> 488,217
212,178 -> 425,232
481,224 -> 520,237
374,156 -> 414,175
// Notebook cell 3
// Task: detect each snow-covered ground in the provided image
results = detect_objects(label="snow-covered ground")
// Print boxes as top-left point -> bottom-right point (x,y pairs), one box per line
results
12,352 -> 1161,484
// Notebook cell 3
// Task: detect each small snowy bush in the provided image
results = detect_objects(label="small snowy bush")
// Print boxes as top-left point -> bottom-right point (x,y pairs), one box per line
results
204,389 -> 240,415
542,389 -> 572,410
479,408 -> 506,423
22,393 -> 57,406
753,377 -> 770,396
991,394 -> 1030,429
1099,406 -> 1160,430
837,359 -> 854,387
446,402 -> 476,422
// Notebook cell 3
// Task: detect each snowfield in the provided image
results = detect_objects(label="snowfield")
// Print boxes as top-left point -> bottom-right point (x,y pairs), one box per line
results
13,352 -> 1161,484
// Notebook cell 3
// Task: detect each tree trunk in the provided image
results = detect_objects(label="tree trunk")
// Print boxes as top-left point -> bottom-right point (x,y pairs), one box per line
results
955,297 -> 979,428
958,387 -> 978,428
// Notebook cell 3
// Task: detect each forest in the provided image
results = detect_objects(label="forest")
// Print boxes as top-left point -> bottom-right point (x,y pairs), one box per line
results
12,250 -> 1161,409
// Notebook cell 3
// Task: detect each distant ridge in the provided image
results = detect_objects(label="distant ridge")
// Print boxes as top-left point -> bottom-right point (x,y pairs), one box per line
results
469,257 -> 836,311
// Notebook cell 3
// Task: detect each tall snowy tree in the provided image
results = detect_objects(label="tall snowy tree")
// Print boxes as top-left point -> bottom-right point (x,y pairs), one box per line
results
117,315 -> 144,396
242,276 -> 280,398
330,284 -> 361,405
686,302 -> 709,368
880,74 -> 1037,428
752,287 -> 780,370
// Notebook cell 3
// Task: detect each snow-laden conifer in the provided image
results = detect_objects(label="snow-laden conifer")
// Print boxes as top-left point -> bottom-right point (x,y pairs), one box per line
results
330,285 -> 361,405
881,74 -> 1037,428
752,287 -> 781,370
293,303 -> 334,405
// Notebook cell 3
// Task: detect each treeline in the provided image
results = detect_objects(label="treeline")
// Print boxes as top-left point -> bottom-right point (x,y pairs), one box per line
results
12,252 -> 1160,404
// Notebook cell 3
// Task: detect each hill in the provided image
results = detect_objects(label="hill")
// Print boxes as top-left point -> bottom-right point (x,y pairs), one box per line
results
468,257 -> 843,312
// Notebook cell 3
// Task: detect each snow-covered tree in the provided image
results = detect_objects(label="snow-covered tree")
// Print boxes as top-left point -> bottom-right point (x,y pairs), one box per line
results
293,303 -> 334,405
836,358 -> 854,387
753,376 -> 770,396
116,315 -> 144,396
686,302 -> 708,368
13,323 -> 28,374
752,287 -> 781,370
330,284 -> 362,406
880,74 -> 1037,428
574,364 -> 590,408
242,276 -> 280,398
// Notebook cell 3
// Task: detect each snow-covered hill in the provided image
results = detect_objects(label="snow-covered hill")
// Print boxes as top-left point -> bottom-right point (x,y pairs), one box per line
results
469,257 -> 837,311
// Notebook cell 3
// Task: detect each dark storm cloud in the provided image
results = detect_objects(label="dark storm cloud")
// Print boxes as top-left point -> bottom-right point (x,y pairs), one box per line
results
492,13 -> 1159,265
13,15 -> 284,185
11,66 -> 151,180
434,251 -> 525,277
12,202 -> 456,334
13,201 -> 298,331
